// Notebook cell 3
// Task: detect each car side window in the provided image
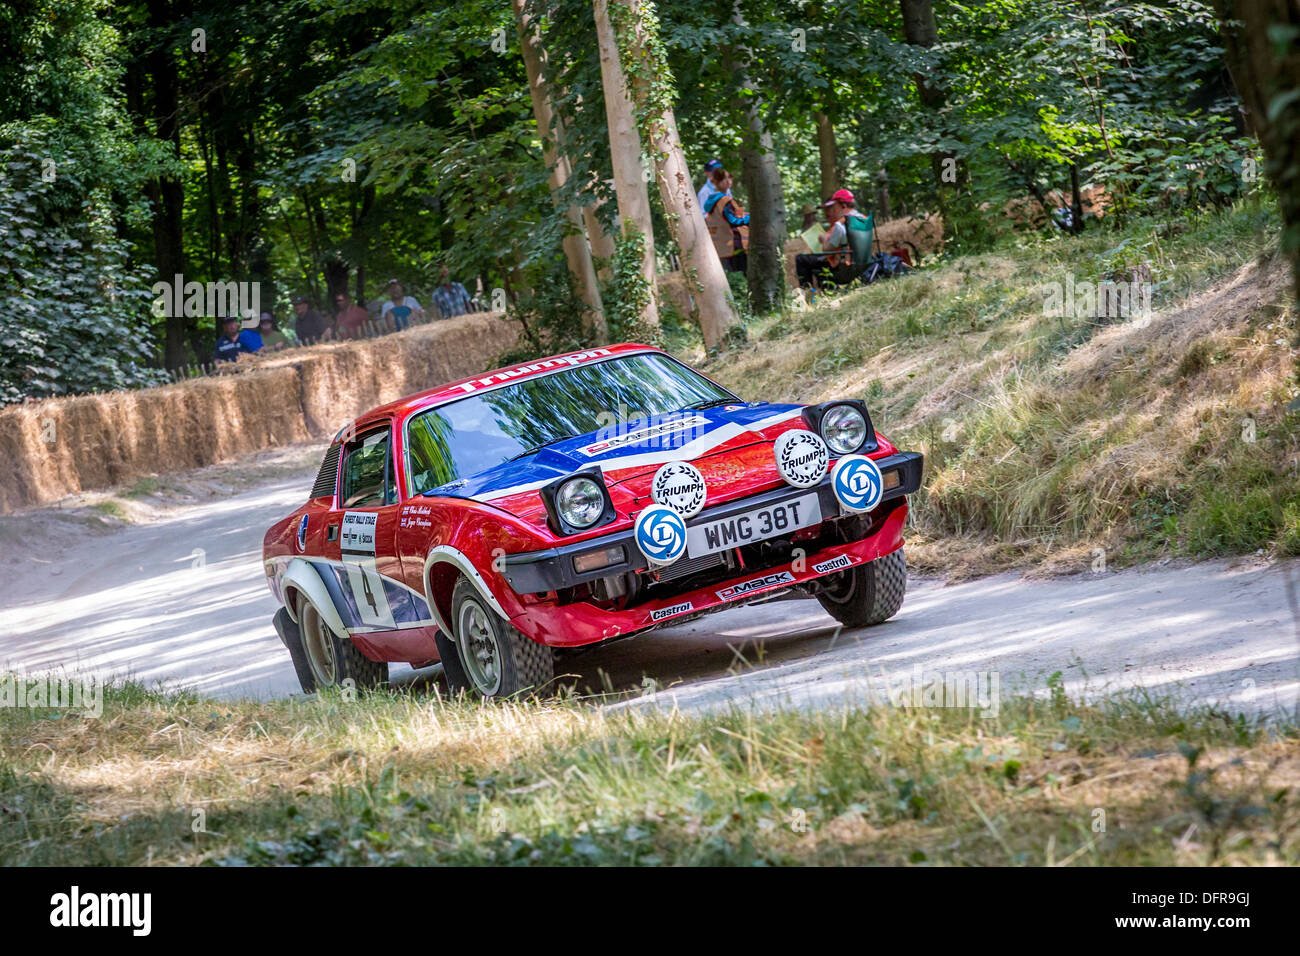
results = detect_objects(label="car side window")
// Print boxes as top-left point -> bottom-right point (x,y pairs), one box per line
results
340,427 -> 395,508
406,410 -> 458,494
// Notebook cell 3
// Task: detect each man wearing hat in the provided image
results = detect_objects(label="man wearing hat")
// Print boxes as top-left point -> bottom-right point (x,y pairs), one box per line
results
796,188 -> 867,290
213,316 -> 256,362
697,158 -> 724,213
257,311 -> 294,351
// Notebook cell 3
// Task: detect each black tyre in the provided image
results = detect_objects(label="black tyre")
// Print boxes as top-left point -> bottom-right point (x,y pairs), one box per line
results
293,594 -> 388,692
433,626 -> 471,695
450,577 -> 554,698
816,548 -> 907,628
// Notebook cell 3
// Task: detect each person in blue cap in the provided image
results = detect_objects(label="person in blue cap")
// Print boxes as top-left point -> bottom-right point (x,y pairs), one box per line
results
697,158 -> 724,213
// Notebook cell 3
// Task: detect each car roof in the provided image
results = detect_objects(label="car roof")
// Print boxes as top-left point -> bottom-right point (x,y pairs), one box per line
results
341,341 -> 663,439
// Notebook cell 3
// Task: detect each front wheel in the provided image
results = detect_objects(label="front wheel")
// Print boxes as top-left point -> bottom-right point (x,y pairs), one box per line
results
291,595 -> 388,693
447,577 -> 553,698
815,548 -> 907,628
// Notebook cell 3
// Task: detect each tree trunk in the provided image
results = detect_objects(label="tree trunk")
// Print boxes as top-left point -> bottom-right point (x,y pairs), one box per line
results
1213,0 -> 1300,311
900,0 -> 966,199
815,111 -> 838,201
141,0 -> 188,370
583,200 -> 617,269
593,0 -> 659,331
1069,163 -> 1085,235
874,162 -> 892,221
729,3 -> 787,314
514,0 -> 608,342
611,0 -> 739,348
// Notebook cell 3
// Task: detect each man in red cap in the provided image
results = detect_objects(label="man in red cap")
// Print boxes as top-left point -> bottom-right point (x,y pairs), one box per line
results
796,188 -> 866,291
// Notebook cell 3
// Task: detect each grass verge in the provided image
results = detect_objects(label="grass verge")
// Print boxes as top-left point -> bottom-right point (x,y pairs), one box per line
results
1,681 -> 1296,866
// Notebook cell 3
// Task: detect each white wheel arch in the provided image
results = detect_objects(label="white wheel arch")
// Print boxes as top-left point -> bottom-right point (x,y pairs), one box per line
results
422,546 -> 510,641
280,557 -> 350,638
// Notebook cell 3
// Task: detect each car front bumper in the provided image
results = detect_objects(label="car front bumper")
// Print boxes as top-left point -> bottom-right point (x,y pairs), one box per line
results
507,500 -> 910,647
501,450 -> 923,648
500,450 -> 923,596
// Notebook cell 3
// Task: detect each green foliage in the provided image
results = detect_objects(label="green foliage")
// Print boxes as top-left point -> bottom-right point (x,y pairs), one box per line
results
0,0 -> 1285,398
0,0 -> 166,401
497,255 -> 588,366
605,229 -> 659,344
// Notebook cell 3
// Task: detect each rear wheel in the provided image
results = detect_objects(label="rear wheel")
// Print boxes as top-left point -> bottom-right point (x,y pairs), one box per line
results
816,548 -> 907,628
294,595 -> 388,692
449,577 -> 553,698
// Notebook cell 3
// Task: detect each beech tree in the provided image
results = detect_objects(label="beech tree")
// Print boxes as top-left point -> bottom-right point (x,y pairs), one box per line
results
593,0 -> 660,332
609,0 -> 740,349
514,0 -> 607,341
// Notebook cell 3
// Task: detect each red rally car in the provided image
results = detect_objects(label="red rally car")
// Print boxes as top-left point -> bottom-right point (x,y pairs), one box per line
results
262,343 -> 924,698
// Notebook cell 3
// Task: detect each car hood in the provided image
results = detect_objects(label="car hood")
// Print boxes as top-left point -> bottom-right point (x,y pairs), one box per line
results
424,402 -> 807,519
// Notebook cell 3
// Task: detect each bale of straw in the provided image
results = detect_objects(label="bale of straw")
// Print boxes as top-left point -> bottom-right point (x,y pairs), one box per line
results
0,311 -> 519,513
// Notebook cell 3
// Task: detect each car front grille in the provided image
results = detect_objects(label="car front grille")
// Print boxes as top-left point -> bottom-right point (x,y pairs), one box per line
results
649,550 -> 727,583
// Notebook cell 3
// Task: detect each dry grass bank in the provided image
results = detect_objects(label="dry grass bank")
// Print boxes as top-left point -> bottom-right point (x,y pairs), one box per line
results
0,313 -> 518,514
699,199 -> 1298,575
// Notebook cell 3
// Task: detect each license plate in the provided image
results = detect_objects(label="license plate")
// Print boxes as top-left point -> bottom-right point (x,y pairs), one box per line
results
686,493 -> 822,557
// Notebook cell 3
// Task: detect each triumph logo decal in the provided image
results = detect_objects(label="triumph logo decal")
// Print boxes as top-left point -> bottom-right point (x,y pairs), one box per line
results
651,461 -> 707,517
717,570 -> 795,600
774,429 -> 829,488
451,348 -> 614,393
812,553 -> 855,574
651,601 -> 693,622
582,415 -> 710,455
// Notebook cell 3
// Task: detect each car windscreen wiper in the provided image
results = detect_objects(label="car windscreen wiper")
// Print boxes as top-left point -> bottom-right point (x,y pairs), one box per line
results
686,398 -> 739,409
505,436 -> 573,462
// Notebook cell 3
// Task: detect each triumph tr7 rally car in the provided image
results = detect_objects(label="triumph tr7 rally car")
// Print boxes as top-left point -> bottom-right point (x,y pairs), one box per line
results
263,343 -> 924,698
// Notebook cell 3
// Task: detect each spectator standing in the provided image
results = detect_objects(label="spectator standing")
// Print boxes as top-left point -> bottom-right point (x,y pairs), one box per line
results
697,158 -> 723,213
334,291 -> 370,339
292,296 -> 331,344
381,279 -> 425,331
237,318 -> 263,352
214,316 -> 253,362
257,312 -> 294,350
432,265 -> 473,318
703,169 -> 750,274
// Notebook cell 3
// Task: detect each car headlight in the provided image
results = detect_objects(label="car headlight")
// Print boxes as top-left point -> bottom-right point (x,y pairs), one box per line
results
821,404 -> 868,455
556,476 -> 606,529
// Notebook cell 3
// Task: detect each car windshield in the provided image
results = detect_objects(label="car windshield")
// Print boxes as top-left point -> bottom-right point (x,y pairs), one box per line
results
406,353 -> 736,494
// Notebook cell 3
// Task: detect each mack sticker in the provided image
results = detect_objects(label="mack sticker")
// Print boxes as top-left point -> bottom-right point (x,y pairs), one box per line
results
650,601 -> 693,622
582,415 -> 710,455
812,553 -> 856,574
717,570 -> 796,601
340,511 -> 378,554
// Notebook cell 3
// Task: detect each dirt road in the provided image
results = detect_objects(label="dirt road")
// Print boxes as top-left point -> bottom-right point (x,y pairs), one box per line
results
2,446 -> 1296,714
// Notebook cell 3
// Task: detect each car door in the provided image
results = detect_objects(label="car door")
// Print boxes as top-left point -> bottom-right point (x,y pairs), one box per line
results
331,423 -> 403,632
